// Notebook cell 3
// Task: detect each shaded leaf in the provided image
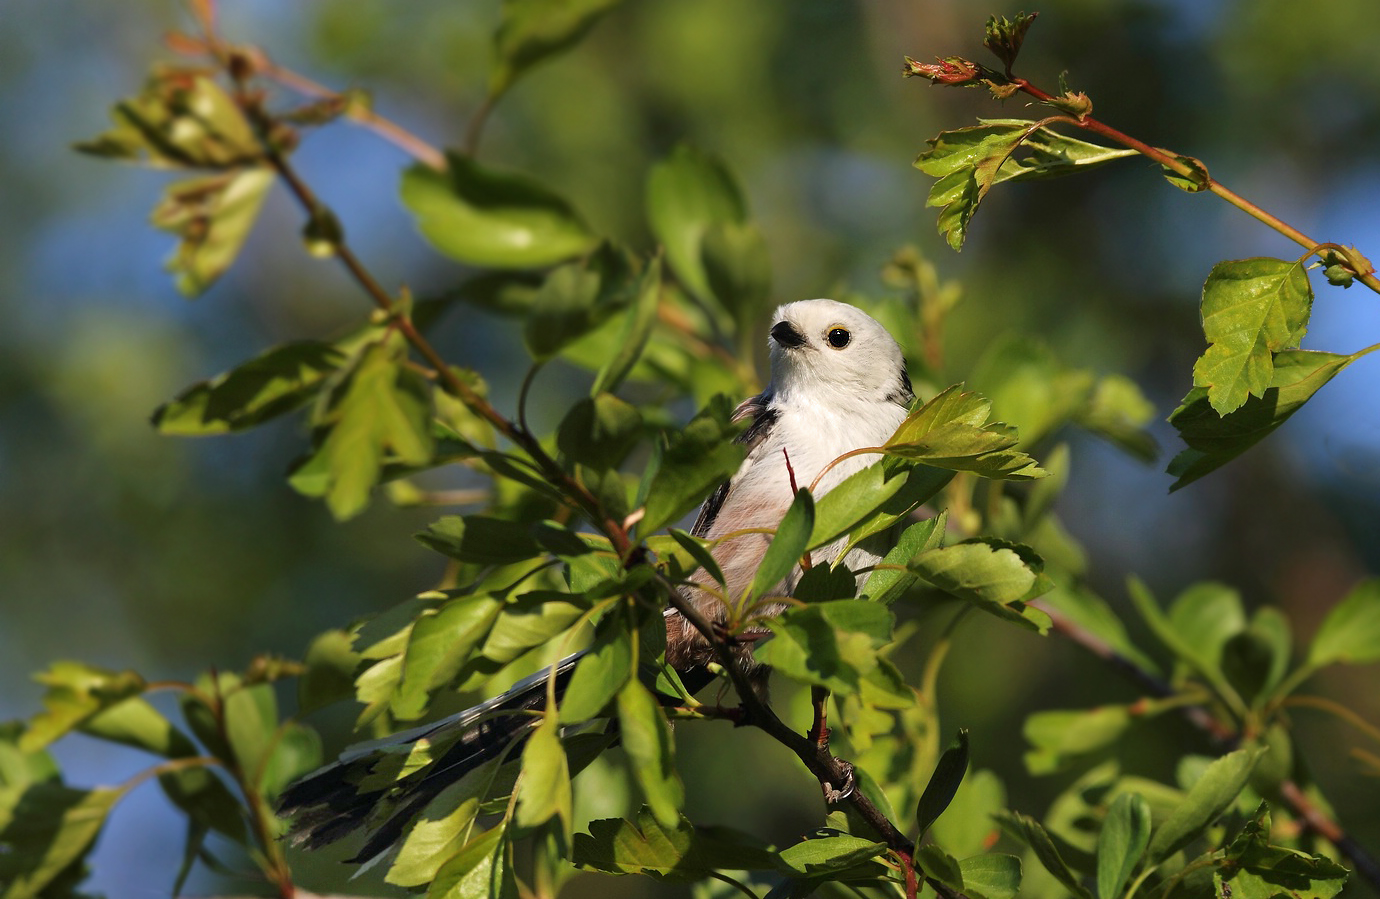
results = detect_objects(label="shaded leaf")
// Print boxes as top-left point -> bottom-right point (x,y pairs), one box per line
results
153,341 -> 345,435
916,730 -> 970,838
525,243 -> 643,359
1024,706 -> 1132,775
1307,578 -> 1380,669
640,396 -> 746,535
1146,747 -> 1262,863
480,592 -> 590,666
401,152 -> 597,268
810,461 -> 953,553
931,769 -> 1006,858
997,811 -> 1094,899
961,853 -> 1023,899
777,834 -> 887,876
592,256 -> 663,395
859,513 -> 948,604
701,219 -> 771,320
489,0 -> 623,100
646,145 -> 747,304
298,628 -> 362,716
1168,349 -> 1351,491
416,516 -> 542,567
557,393 -> 643,470
79,697 -> 199,758
755,601 -> 894,695
1215,803 -> 1349,899
573,808 -> 777,880
1096,792 -> 1151,899
1192,258 -> 1314,415
745,489 -> 814,603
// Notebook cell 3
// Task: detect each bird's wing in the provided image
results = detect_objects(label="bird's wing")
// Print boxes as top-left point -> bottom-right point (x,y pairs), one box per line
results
689,392 -> 778,538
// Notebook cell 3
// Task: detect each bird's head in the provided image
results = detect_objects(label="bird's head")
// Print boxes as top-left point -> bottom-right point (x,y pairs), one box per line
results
766,299 -> 913,408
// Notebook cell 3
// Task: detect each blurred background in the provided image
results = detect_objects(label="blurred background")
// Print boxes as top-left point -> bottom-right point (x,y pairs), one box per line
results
3,0 -> 1378,895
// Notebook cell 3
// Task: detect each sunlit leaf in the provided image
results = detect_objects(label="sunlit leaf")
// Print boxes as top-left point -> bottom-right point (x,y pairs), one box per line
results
151,167 -> 275,296
480,592 -> 590,666
1191,258 -> 1314,415
0,784 -> 123,899
559,621 -> 633,724
1215,802 -> 1349,899
428,824 -> 517,899
776,834 -> 887,876
392,594 -> 504,721
573,808 -> 776,879
910,539 -> 1051,632
810,461 -> 953,553
755,600 -> 894,694
1168,349 -> 1351,491
744,489 -> 814,603
931,769 -> 1006,859
617,680 -> 683,828
21,662 -> 147,752
401,152 -> 598,268
961,853 -> 1023,899
514,713 -> 572,841
385,762 -> 494,887
859,513 -> 947,604
885,385 -> 1044,479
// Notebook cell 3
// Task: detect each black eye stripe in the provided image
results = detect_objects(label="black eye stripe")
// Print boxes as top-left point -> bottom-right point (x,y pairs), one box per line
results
827,328 -> 851,348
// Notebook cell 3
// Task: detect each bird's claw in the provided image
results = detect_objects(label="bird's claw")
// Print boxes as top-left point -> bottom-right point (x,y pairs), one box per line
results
821,760 -> 856,804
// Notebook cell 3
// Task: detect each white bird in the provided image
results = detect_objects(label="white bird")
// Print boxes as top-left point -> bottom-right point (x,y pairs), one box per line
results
279,298 -> 914,858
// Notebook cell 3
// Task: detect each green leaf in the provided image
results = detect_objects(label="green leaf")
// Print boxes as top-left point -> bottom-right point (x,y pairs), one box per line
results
514,713 -> 572,841
640,396 -> 746,535
525,243 -> 643,359
1168,349 -> 1351,490
1146,747 -> 1262,863
916,730 -> 969,838
428,824 -> 517,899
153,341 -> 345,435
79,697 -> 199,758
744,489 -> 814,603
298,628 -> 361,716
776,834 -> 887,876
386,760 -> 494,887
559,622 -> 633,724
259,722 -> 322,800
931,769 -> 1006,858
416,516 -> 542,566
1191,258 -> 1315,416
223,683 -> 276,778
592,256 -> 663,395
914,120 -> 1045,251
0,784 -> 123,899
1075,374 -> 1158,462
288,338 -> 435,520
755,601 -> 894,695
1307,578 -> 1380,669
970,335 -> 1095,448
1024,706 -> 1132,775
1038,585 -> 1160,676
646,145 -> 748,304
616,680 -> 683,828
910,539 -> 1051,632
158,764 -> 248,844
400,152 -> 597,269
480,592 -> 591,666
74,71 -> 260,168
21,662 -> 147,752
809,461 -> 953,553
984,12 -> 1039,71
960,853 -> 1023,899
859,513 -> 947,604
885,385 -> 1045,479
488,0 -> 623,100
1127,578 -> 1244,709
557,393 -> 643,469
1161,154 -> 1210,193
150,167 -> 275,296
1097,792 -> 1151,899
701,219 -> 772,320
990,122 -> 1136,186
573,808 -> 777,879
997,811 -> 1094,899
392,594 -> 505,720
666,528 -> 727,589
1215,803 -> 1349,899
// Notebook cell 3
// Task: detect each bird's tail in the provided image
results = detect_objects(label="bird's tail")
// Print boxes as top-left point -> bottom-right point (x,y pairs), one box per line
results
277,653 -> 582,864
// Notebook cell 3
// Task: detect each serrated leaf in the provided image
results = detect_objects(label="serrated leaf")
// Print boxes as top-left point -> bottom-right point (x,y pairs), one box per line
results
885,385 -> 1045,479
488,0 -> 623,99
984,12 -> 1039,72
153,341 -> 345,435
480,592 -> 590,666
1307,578 -> 1380,669
640,396 -> 746,535
401,152 -> 597,269
916,730 -> 969,838
0,784 -> 123,899
151,167 -> 275,296
1146,747 -> 1262,863
617,680 -> 682,828
997,811 -> 1094,899
646,145 -> 748,304
573,808 -> 777,879
1168,349 -> 1351,490
910,539 -> 1051,632
1216,803 -> 1349,899
1191,258 -> 1315,415
1097,792 -> 1151,899
755,601 -> 894,695
21,663 -> 147,753
915,120 -> 1045,251
288,339 -> 435,520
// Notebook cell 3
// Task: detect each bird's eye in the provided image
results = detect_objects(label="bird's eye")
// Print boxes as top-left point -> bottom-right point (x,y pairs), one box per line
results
827,328 -> 851,349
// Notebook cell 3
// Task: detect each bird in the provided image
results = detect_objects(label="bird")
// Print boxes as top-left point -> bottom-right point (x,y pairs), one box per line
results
277,298 -> 915,861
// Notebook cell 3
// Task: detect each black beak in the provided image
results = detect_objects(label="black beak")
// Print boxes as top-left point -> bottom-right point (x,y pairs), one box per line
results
770,321 -> 807,349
